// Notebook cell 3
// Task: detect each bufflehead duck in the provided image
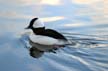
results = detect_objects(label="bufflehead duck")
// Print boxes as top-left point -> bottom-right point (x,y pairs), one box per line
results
26,18 -> 67,41
21,18 -> 72,58
25,18 -> 69,46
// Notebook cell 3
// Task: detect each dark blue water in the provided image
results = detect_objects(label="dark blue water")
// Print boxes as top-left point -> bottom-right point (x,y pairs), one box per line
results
0,0 -> 108,71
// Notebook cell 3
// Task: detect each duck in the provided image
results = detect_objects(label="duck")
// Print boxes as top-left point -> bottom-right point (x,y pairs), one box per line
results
22,18 -> 72,58
25,18 -> 69,46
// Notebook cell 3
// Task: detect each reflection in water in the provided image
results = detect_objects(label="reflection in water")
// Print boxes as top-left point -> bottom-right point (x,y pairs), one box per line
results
29,40 -> 60,58
29,47 -> 44,58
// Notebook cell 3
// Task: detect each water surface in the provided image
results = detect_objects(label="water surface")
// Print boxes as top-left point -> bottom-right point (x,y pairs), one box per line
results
0,0 -> 108,71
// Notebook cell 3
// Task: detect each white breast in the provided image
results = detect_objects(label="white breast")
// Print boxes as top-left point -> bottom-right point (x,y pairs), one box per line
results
29,34 -> 67,45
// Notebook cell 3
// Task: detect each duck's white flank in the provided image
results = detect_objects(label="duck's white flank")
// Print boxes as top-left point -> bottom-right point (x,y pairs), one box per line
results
21,29 -> 68,45
29,34 -> 68,45
29,35 -> 58,45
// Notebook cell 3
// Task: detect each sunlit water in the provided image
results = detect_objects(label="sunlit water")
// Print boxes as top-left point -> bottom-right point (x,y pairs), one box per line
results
0,0 -> 108,71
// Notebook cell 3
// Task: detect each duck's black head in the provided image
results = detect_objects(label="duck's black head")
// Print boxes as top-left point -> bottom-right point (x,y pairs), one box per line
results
25,18 -> 38,29
25,18 -> 45,34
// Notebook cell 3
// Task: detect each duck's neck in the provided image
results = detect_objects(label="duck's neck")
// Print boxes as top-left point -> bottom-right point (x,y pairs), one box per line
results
32,27 -> 45,35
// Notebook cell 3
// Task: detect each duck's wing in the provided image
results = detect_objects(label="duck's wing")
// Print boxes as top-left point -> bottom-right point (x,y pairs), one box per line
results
45,29 -> 67,41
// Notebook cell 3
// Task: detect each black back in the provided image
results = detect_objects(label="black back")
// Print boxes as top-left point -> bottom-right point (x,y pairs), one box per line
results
45,29 -> 67,41
32,28 -> 67,41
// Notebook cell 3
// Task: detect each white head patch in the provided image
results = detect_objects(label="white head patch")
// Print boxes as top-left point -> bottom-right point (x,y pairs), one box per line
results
33,19 -> 45,28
